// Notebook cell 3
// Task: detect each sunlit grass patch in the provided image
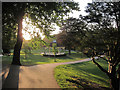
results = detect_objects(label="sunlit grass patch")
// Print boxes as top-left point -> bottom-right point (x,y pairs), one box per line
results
54,60 -> 110,89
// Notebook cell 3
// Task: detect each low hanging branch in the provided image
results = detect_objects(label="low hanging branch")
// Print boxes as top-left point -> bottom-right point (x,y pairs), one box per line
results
97,55 -> 110,63
92,57 -> 111,78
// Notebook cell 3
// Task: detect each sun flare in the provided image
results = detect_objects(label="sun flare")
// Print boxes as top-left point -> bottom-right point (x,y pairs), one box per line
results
22,17 -> 45,40
22,30 -> 31,40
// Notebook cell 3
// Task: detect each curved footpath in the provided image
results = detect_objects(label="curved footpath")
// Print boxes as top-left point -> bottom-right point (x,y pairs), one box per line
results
2,58 -> 94,89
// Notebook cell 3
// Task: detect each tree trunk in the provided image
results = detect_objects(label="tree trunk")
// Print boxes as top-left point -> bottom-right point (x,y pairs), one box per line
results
117,65 -> 120,90
92,57 -> 119,90
110,77 -> 118,90
68,49 -> 71,55
11,16 -> 23,65
109,65 -> 119,90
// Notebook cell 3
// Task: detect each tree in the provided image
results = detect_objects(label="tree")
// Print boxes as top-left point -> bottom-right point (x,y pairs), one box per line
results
84,2 -> 120,90
58,2 -> 120,89
2,3 -> 17,54
59,17 -> 87,54
2,2 -> 79,65
56,32 -> 66,47
56,31 -> 73,55
3,2 -> 27,65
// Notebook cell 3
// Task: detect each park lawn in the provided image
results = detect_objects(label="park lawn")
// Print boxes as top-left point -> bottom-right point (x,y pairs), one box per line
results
54,59 -> 110,89
2,50 -> 87,66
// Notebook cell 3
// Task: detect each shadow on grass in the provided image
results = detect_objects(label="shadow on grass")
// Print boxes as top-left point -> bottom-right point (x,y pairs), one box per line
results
2,56 -> 12,68
78,70 -> 110,85
69,61 -> 109,79
62,61 -> 110,88
66,78 -> 111,90
20,54 -> 74,65
2,65 -> 20,89
2,52 -> 87,66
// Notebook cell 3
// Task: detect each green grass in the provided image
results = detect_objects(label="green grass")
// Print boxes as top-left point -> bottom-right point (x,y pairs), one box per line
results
2,50 -> 87,66
54,59 -> 110,89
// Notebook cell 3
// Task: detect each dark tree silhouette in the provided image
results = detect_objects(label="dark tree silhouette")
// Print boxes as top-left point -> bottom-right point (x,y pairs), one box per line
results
84,2 -> 120,90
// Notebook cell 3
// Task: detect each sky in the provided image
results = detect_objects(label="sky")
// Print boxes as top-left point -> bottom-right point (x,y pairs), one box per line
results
22,0 -> 92,40
71,0 -> 92,18
51,0 -> 92,35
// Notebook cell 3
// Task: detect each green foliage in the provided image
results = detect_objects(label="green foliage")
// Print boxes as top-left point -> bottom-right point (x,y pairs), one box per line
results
29,37 -> 43,50
26,2 -> 80,37
43,36 -> 56,47
2,2 -> 25,51
2,2 -> 80,57
22,41 -> 32,58
54,60 -> 110,89
52,43 -> 58,55
2,24 -> 17,51
59,17 -> 87,51
84,2 -> 120,56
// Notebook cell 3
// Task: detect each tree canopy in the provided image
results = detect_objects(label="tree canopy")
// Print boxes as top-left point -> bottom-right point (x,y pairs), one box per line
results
2,2 -> 80,65
85,2 -> 120,90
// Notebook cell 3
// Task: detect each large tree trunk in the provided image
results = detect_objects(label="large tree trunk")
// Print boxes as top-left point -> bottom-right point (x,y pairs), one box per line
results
117,65 -> 120,90
92,57 -> 119,90
11,15 -> 23,65
11,4 -> 26,65
109,65 -> 119,90
110,77 -> 118,90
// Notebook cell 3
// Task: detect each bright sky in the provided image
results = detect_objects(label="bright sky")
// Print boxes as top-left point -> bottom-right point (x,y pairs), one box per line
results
72,0 -> 92,17
51,0 -> 92,35
22,0 -> 92,40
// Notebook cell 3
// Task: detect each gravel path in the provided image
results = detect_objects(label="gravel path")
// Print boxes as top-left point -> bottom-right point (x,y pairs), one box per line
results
2,58 -> 92,89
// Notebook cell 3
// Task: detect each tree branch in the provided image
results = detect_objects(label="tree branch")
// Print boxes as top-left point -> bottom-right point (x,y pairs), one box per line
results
92,57 -> 110,78
97,55 -> 109,63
